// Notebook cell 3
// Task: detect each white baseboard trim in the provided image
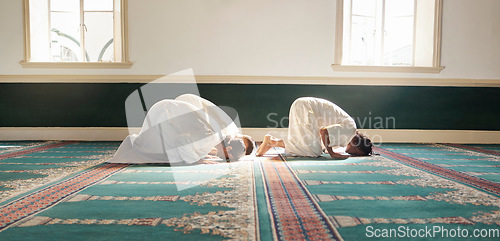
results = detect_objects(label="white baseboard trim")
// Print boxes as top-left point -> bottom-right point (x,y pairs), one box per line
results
0,127 -> 499,144
1,75 -> 499,87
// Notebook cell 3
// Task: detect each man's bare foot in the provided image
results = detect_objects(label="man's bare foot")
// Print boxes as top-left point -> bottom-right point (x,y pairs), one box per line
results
267,135 -> 282,147
256,135 -> 271,156
256,134 -> 284,156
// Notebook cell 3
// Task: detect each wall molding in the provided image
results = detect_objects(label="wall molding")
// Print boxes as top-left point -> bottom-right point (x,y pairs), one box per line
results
331,65 -> 444,74
0,75 -> 499,87
18,62 -> 134,69
0,127 -> 498,144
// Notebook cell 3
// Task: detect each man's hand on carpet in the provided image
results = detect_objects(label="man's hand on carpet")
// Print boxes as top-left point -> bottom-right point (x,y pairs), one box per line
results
327,151 -> 349,160
196,156 -> 222,164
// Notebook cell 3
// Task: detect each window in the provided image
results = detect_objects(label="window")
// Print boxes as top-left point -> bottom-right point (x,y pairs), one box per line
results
21,0 -> 131,68
333,0 -> 443,73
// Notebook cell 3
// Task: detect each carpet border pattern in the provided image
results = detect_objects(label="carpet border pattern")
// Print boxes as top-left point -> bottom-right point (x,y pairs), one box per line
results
374,146 -> 500,196
443,143 -> 500,156
0,142 -> 77,161
259,155 -> 343,241
0,163 -> 129,231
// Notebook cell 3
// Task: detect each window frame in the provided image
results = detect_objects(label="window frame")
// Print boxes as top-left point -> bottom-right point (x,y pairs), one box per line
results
333,0 -> 444,73
20,0 -> 132,69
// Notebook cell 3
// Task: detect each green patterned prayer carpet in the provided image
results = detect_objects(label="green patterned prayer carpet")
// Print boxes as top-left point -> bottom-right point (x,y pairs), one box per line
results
0,141 -> 258,240
284,144 -> 499,240
0,141 -> 119,202
0,142 -> 498,240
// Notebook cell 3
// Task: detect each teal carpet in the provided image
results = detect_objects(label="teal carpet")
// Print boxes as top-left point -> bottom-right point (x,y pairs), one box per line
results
0,141 -> 119,203
0,142 -> 498,240
285,143 -> 499,240
1,141 -> 257,240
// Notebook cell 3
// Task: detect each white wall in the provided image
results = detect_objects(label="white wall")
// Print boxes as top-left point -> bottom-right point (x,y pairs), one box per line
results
0,0 -> 499,79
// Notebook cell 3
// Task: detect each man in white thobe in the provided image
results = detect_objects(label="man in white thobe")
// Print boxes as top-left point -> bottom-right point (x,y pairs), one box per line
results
107,94 -> 245,164
256,97 -> 372,158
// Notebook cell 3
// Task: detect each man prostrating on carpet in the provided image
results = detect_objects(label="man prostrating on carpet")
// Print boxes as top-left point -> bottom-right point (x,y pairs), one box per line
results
108,94 -> 255,164
256,97 -> 372,159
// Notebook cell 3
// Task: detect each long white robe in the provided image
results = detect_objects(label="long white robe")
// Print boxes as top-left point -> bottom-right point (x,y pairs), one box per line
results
175,94 -> 240,138
285,97 -> 356,157
108,95 -> 240,164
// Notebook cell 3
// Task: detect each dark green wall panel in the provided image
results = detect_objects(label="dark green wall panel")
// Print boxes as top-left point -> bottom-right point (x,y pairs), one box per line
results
0,83 -> 498,130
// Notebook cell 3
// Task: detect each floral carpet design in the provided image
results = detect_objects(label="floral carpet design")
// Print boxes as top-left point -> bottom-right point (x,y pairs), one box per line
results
284,143 -> 499,240
0,142 -> 498,240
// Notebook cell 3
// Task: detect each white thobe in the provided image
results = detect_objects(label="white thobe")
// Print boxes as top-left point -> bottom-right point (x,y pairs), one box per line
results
175,94 -> 240,138
285,97 -> 357,157
108,95 -> 239,164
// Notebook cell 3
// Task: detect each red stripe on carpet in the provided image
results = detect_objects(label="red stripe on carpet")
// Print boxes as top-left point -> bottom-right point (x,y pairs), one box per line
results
0,163 -> 129,231
260,156 -> 343,241
444,143 -> 500,156
374,147 -> 500,196
0,142 -> 78,161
